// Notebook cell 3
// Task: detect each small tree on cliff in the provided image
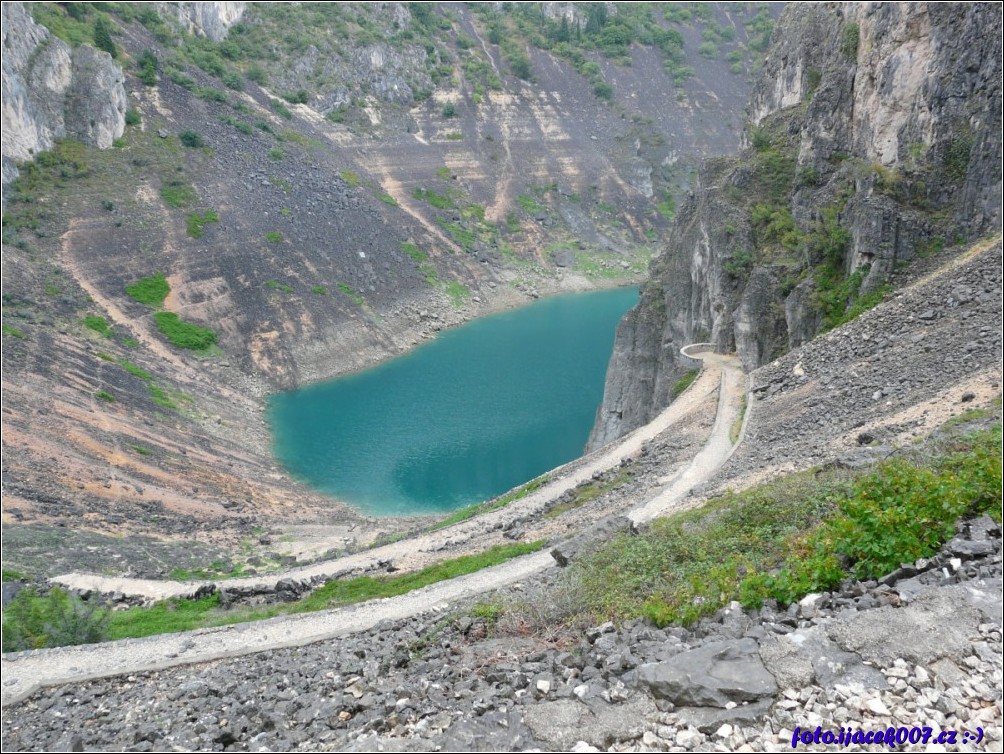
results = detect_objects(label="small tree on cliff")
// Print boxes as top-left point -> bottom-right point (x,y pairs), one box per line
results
93,17 -> 118,58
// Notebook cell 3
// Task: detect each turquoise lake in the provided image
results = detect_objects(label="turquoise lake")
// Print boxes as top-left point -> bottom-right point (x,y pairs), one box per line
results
269,286 -> 638,516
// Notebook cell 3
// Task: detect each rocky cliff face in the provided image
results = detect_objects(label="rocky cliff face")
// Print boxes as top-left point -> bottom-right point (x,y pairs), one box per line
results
0,2 -> 126,191
156,2 -> 245,41
589,1 -> 1002,449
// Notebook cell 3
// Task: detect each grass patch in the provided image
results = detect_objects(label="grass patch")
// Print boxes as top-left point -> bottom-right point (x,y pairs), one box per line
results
337,282 -> 364,306
414,187 -> 457,210
445,281 -> 470,307
378,193 -> 398,206
153,312 -> 217,351
148,384 -> 177,409
83,315 -> 112,337
574,424 -> 1001,627
265,231 -> 283,243
295,542 -> 545,613
16,541 -> 546,646
670,368 -> 698,399
401,241 -> 428,262
546,468 -> 633,519
311,285 -> 328,295
160,180 -> 197,208
266,280 -> 294,294
2,324 -> 25,339
186,210 -> 219,239
429,475 -> 550,531
340,170 -> 360,188
120,360 -> 152,381
517,193 -> 545,214
125,273 -> 170,307
95,390 -> 115,402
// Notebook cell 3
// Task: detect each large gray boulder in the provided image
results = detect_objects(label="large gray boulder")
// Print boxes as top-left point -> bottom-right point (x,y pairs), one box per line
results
635,638 -> 777,707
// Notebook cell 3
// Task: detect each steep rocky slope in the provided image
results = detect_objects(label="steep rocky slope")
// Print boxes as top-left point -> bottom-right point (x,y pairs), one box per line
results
1,2 -> 776,574
590,1 -> 1002,448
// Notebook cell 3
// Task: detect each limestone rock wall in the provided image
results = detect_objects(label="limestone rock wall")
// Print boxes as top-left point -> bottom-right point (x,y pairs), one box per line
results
590,2 -> 1002,449
1,2 -> 125,191
156,2 -> 246,41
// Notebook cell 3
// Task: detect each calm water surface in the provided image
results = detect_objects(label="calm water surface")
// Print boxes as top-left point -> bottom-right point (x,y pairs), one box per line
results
269,286 -> 638,515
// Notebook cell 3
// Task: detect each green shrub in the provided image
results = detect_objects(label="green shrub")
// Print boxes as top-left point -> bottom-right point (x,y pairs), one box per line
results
124,108 -> 142,126
125,273 -> 170,307
592,80 -> 614,100
92,16 -> 117,58
575,425 -> 1001,627
153,312 -> 217,351
2,587 -> 109,652
246,65 -> 268,85
179,131 -> 205,148
311,285 -> 327,295
95,390 -> 115,402
2,324 -> 26,339
283,89 -> 310,105
268,148 -> 284,161
136,49 -> 158,86
841,23 -> 859,60
265,231 -> 283,243
441,102 -> 457,118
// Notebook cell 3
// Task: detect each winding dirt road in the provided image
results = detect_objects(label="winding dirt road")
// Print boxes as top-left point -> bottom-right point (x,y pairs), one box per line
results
3,350 -> 745,706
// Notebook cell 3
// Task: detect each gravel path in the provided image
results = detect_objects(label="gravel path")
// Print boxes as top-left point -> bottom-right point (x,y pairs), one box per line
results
3,349 -> 746,706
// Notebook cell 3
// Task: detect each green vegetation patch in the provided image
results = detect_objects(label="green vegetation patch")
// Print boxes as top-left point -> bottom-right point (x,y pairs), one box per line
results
125,273 -> 170,307
574,425 -> 1001,627
179,130 -> 205,148
429,475 -> 550,531
2,587 -> 109,652
2,324 -> 26,339
153,312 -> 217,351
186,210 -> 219,239
160,180 -> 198,209
545,468 -> 633,520
337,282 -> 365,306
401,241 -> 428,262
120,360 -> 152,382
670,368 -> 699,399
445,281 -> 470,307
83,314 -> 112,337
4,541 -> 545,648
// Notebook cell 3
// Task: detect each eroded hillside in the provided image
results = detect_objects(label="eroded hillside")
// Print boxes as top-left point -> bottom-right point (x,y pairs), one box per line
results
1,2 -> 779,576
